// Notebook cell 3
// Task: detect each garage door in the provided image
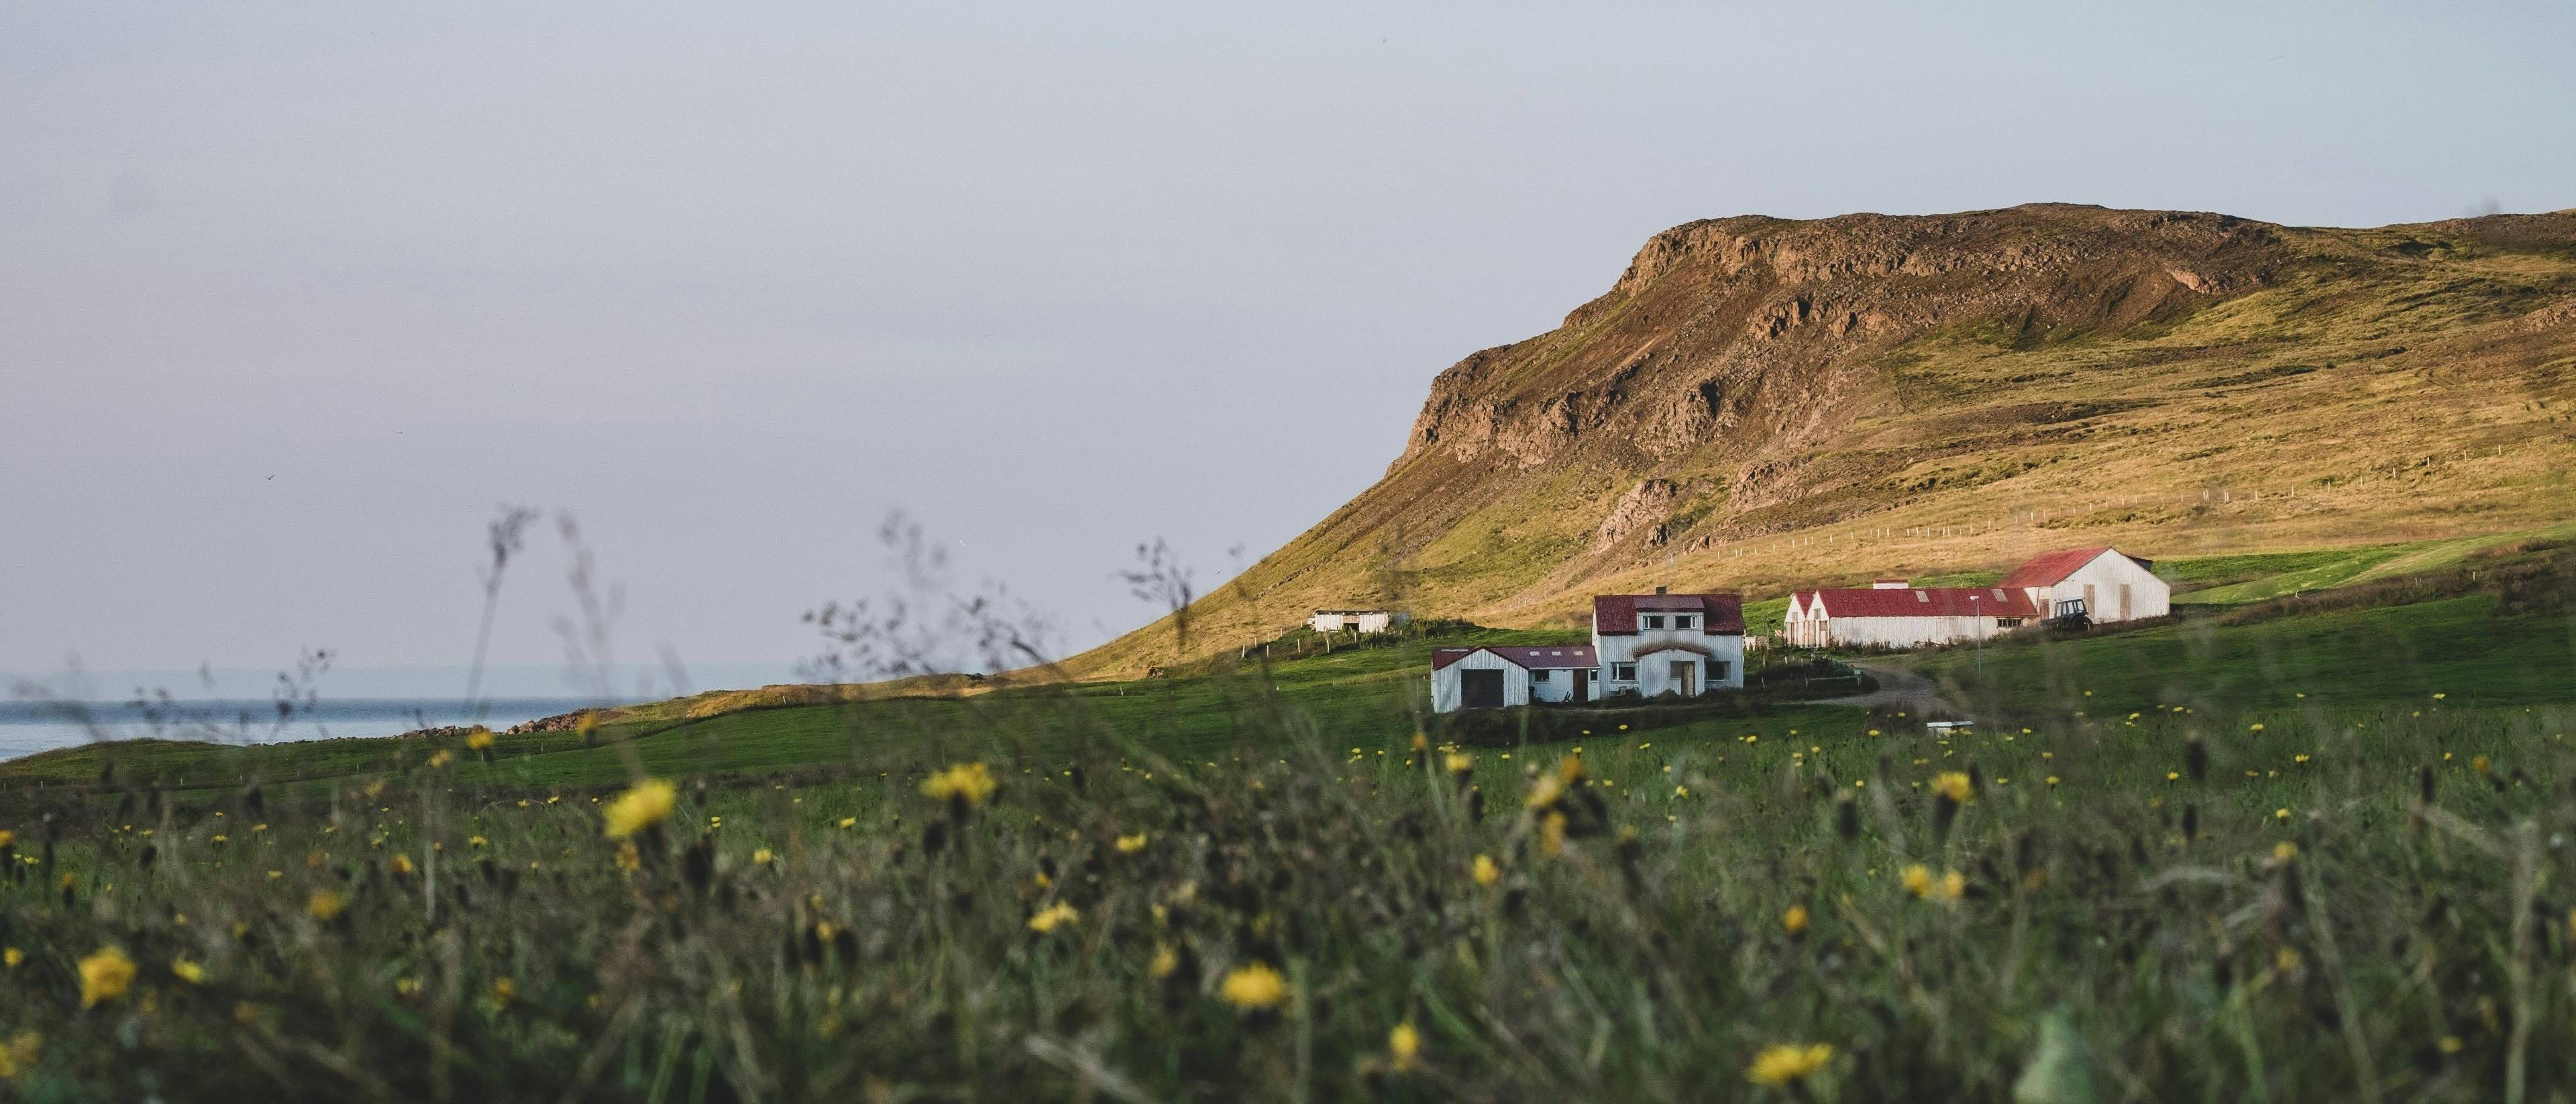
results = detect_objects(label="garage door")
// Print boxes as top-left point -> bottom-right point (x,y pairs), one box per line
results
1462,669 -> 1505,709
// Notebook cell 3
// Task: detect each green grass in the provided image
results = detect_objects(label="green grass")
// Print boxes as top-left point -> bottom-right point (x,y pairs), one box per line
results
1909,594 -> 2576,714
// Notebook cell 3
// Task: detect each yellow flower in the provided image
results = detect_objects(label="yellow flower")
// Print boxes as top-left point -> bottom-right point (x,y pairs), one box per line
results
468,836 -> 488,848
1116,833 -> 1149,854
614,841 -> 641,871
1900,865 -> 1932,895
389,853 -> 414,875
2472,755 -> 2493,776
427,749 -> 456,769
2165,771 -> 2180,782
1444,752 -> 1474,775
1524,773 -> 1566,810
2274,840 -> 2299,861
1220,962 -> 1289,1011
465,727 -> 495,751
2275,808 -> 2290,821
920,763 -> 998,806
0,1030 -> 33,1081
1931,772 -> 1971,804
307,889 -> 346,922
751,848 -> 775,865
602,779 -> 678,839
837,817 -> 857,830
2249,723 -> 2265,732
1540,811 -> 1568,857
1,948 -> 20,969
1028,902 -> 1080,933
1471,854 -> 1501,886
1389,1020 -> 1422,1071
1149,945 -> 1179,979
79,947 -> 137,1008
1747,1042 -> 1834,1086
491,977 -> 517,1009
1782,905 -> 1809,936
170,957 -> 207,985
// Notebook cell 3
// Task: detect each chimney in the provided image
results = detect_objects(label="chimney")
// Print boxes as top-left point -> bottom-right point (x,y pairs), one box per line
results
1654,585 -> 1668,595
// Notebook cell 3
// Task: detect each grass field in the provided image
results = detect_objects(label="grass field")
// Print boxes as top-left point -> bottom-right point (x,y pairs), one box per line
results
5,544 -> 2576,1100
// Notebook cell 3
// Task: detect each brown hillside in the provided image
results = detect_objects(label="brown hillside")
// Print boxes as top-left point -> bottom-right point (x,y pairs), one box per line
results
1069,203 -> 2576,675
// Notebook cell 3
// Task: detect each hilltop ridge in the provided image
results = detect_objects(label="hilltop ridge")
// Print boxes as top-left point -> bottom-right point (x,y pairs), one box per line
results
1069,203 -> 2576,676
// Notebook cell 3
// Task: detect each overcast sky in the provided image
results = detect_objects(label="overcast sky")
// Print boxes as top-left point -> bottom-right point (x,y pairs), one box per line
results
5,1 -> 2570,698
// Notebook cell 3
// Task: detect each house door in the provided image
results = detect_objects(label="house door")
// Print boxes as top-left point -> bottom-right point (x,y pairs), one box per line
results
1461,669 -> 1505,709
2119,584 -> 2133,619
1571,668 -> 1589,704
1670,660 -> 1697,697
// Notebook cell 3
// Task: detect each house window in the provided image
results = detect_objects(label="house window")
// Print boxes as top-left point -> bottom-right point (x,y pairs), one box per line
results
1530,669 -> 1552,682
1642,615 -> 1664,629
1997,617 -> 2024,628
1709,661 -> 1729,682
1674,614 -> 1694,629
1611,663 -> 1637,682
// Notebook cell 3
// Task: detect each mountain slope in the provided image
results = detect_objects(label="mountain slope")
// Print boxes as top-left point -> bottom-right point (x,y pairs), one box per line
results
1070,203 -> 2576,675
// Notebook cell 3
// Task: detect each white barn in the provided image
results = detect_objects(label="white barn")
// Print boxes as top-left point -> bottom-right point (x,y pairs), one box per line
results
1311,609 -> 1409,634
1429,645 -> 1599,712
1782,584 -> 2039,649
1782,546 -> 2169,650
1590,590 -> 1747,700
1996,547 -> 2169,624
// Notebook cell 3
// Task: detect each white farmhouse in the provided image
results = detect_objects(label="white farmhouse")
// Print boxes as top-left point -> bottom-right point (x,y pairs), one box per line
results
1995,547 -> 2169,624
1592,589 -> 1747,700
1311,609 -> 1409,634
1428,645 -> 1599,711
1428,587 -> 1745,712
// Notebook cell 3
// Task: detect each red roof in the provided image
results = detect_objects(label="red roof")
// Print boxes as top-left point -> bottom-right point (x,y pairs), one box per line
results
1432,646 -> 1598,671
1799,588 -> 2041,618
1591,593 -> 1745,635
1996,547 -> 2153,589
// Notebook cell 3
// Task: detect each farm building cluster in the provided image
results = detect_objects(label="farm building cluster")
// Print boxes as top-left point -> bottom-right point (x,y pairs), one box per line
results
1426,546 -> 2168,712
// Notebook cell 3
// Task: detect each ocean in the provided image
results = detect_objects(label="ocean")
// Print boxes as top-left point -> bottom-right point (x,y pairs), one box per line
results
0,697 -> 616,762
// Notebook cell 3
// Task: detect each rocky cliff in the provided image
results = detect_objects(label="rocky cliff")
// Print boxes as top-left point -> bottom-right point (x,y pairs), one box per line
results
1068,203 -> 2576,675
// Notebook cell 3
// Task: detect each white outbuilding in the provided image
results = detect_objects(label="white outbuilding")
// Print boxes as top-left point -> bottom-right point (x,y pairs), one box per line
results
1429,646 -> 1599,711
1995,547 -> 2169,624
1311,609 -> 1409,634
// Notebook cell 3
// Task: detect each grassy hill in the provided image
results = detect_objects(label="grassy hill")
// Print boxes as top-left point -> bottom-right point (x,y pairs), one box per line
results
1066,204 -> 2576,677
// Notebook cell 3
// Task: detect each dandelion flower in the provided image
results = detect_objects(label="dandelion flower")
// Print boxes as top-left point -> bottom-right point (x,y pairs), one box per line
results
2274,841 -> 2298,861
427,749 -> 456,769
491,977 -> 516,1009
2249,723 -> 2264,732
465,727 -> 495,751
1116,833 -> 1148,854
751,848 -> 774,865
1,948 -> 20,969
920,763 -> 998,806
307,889 -> 346,922
601,779 -> 678,839
1931,772 -> 1972,804
1027,902 -> 1080,933
1471,854 -> 1500,886
1220,962 -> 1289,1011
1900,865 -> 1934,897
78,947 -> 136,1007
1389,1020 -> 1421,1071
1149,945 -> 1179,979
614,841 -> 641,871
837,817 -> 857,830
389,853 -> 414,875
1540,811 -> 1568,857
1444,752 -> 1474,775
1747,1042 -> 1833,1087
1782,905 -> 1809,936
170,957 -> 207,985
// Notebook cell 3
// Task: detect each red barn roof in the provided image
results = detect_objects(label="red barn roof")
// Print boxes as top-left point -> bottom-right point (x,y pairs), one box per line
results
1591,593 -> 1745,635
1997,547 -> 2153,589
1432,646 -> 1598,671
1799,588 -> 2041,618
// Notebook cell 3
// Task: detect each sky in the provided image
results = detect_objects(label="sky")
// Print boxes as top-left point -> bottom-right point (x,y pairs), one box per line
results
4,1 -> 2571,700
